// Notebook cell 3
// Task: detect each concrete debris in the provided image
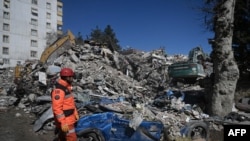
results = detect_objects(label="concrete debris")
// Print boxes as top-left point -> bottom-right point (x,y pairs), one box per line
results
0,42 -> 250,140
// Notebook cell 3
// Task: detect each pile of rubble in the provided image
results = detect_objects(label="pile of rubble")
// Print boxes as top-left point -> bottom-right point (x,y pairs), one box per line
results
0,42 -> 249,140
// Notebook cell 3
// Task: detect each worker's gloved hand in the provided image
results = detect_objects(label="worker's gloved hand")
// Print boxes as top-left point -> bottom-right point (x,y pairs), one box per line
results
75,114 -> 79,121
61,124 -> 69,132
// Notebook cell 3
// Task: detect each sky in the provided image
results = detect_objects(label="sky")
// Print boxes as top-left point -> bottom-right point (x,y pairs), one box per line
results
62,0 -> 214,55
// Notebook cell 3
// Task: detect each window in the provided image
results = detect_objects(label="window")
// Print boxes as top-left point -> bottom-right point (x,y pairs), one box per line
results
31,51 -> 37,57
3,35 -> 9,43
57,6 -> 62,13
46,22 -> 51,29
3,23 -> 9,31
46,32 -> 51,37
31,18 -> 38,26
17,61 -> 21,65
57,25 -> 62,30
2,47 -> 9,55
31,40 -> 38,47
46,32 -> 53,40
31,29 -> 38,36
46,2 -> 51,9
46,12 -> 51,19
3,11 -> 10,19
31,0 -> 37,5
3,58 -> 10,64
4,0 -> 10,8
31,8 -> 38,16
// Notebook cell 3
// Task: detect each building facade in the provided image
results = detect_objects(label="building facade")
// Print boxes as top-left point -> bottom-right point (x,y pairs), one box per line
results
0,0 -> 63,67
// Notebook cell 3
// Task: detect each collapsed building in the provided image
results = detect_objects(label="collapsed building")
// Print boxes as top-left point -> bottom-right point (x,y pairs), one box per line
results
0,41 -> 249,140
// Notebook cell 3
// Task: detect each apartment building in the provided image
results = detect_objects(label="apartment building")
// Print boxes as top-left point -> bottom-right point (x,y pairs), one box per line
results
0,0 -> 63,68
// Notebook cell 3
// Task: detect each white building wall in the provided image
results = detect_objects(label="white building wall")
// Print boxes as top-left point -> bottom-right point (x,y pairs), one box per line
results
0,0 -> 61,67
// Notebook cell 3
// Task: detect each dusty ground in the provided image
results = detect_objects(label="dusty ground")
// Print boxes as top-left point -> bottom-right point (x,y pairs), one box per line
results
0,107 -> 55,141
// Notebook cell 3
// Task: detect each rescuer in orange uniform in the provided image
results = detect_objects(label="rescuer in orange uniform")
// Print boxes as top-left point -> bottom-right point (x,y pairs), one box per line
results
51,68 -> 79,141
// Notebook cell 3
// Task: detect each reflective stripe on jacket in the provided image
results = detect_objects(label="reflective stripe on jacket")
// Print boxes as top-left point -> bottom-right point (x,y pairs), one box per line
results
51,79 -> 78,125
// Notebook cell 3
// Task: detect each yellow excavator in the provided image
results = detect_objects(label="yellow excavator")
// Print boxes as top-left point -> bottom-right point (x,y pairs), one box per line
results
14,30 -> 75,79
40,30 -> 75,64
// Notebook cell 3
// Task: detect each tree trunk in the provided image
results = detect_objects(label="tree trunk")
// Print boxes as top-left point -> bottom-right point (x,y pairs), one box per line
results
206,0 -> 239,117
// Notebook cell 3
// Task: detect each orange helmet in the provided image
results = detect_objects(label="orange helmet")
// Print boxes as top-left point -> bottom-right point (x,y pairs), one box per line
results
60,68 -> 74,77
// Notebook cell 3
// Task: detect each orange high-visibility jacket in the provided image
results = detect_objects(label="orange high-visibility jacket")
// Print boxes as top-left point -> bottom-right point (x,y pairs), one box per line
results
51,79 -> 78,126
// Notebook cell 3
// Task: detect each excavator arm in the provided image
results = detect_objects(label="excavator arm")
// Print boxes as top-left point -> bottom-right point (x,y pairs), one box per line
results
14,30 -> 75,80
39,30 -> 75,64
